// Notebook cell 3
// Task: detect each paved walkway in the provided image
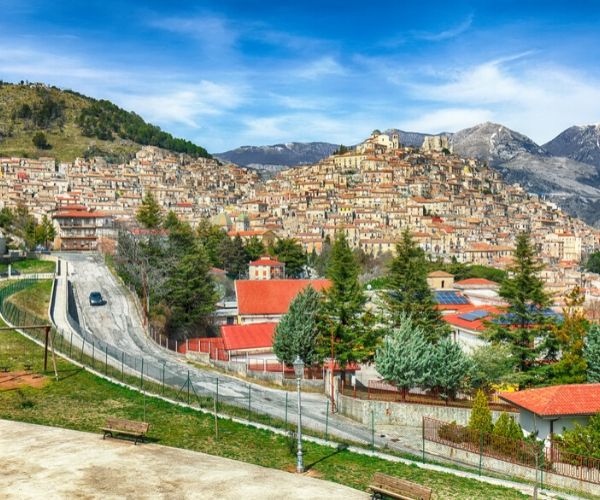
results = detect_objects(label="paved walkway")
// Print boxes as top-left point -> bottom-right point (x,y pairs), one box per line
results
0,420 -> 367,499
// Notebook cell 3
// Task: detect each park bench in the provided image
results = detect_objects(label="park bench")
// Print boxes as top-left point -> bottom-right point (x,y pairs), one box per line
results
368,472 -> 432,500
101,417 -> 149,445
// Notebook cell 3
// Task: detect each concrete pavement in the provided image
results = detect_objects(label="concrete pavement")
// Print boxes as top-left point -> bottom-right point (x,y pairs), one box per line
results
0,419 -> 368,500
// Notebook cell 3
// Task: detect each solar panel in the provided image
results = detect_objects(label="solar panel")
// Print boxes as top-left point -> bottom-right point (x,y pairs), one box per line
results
434,291 -> 470,305
458,310 -> 489,321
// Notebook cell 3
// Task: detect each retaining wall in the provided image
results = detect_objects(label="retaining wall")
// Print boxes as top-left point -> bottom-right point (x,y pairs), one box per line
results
337,393 -> 513,427
426,441 -> 598,496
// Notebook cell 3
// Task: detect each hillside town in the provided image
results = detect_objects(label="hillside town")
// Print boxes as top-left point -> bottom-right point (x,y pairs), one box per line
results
1,131 -> 599,300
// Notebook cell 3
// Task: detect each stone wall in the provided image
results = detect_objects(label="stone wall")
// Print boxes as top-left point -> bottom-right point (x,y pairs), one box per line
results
426,441 -> 598,496
337,393 -> 514,427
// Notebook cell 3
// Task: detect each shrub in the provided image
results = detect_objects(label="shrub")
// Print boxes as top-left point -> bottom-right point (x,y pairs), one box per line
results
469,389 -> 493,435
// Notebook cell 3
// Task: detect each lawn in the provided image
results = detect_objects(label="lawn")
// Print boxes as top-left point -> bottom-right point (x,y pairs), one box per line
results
6,280 -> 53,319
12,259 -> 56,274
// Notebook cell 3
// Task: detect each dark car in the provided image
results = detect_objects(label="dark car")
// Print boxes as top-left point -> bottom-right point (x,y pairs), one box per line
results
89,291 -> 106,306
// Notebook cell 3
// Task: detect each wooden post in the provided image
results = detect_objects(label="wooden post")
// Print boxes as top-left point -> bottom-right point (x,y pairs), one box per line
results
44,325 -> 50,371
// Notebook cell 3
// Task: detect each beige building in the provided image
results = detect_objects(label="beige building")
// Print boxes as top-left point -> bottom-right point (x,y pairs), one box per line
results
427,271 -> 455,290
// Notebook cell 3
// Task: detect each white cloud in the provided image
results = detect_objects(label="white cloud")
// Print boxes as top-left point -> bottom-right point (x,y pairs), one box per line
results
291,56 -> 346,80
402,56 -> 600,143
414,14 -> 474,42
116,81 -> 246,128
400,108 -> 493,134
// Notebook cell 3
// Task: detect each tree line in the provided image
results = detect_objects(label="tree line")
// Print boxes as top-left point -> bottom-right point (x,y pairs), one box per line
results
0,206 -> 55,251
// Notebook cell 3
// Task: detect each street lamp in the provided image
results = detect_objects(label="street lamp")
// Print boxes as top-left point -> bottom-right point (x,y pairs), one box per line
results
293,355 -> 304,473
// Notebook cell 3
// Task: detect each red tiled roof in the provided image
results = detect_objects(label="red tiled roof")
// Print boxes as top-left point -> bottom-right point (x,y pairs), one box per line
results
443,306 -> 502,331
236,279 -> 331,315
249,257 -> 284,267
499,384 -> 600,417
220,322 -> 276,351
53,210 -> 110,218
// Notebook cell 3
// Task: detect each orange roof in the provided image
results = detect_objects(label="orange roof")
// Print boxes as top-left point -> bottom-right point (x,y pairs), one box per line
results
443,306 -> 502,331
53,210 -> 110,218
454,278 -> 499,287
500,384 -> 600,417
236,279 -> 331,315
249,257 -> 284,267
220,322 -> 276,351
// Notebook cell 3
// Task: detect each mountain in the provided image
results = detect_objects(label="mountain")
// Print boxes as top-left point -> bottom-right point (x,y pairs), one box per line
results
543,124 -> 600,170
0,81 -> 211,161
450,122 -> 600,227
215,142 -> 338,170
384,129 -> 449,148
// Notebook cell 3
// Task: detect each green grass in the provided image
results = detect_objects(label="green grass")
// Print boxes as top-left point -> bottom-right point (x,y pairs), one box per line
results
12,259 -> 56,274
0,327 -> 527,499
6,280 -> 53,319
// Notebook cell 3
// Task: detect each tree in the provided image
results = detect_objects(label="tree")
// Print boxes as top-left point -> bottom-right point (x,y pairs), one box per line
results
585,324 -> 600,382
469,389 -> 493,435
32,131 -> 50,149
586,252 -> 600,274
555,413 -> 600,459
197,219 -> 229,268
469,344 -> 514,390
375,314 -> 432,396
487,232 -> 553,371
222,234 -> 248,279
548,286 -> 589,384
273,286 -> 323,365
136,191 -> 163,229
40,215 -> 55,248
385,229 -> 448,341
319,232 -> 377,368
163,210 -> 180,231
244,235 -> 265,261
164,241 -> 217,338
271,238 -> 306,278
429,337 -> 472,398
493,412 -> 523,441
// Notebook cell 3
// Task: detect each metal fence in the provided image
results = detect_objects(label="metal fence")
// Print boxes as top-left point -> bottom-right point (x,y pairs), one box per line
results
340,379 -> 515,411
423,417 -> 600,485
0,278 -> 338,441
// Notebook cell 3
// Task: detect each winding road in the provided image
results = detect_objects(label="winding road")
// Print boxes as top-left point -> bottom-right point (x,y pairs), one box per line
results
52,253 -> 411,452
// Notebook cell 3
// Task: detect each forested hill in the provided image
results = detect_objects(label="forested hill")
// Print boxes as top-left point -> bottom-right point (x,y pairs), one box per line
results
0,81 -> 211,161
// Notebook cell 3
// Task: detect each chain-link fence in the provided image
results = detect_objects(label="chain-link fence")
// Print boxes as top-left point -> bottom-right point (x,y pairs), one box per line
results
0,278 -> 342,445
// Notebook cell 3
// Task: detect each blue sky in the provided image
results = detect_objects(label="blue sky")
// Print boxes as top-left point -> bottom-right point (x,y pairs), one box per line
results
1,0 -> 600,152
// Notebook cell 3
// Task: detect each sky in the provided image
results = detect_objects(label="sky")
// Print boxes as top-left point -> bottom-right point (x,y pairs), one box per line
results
1,0 -> 600,152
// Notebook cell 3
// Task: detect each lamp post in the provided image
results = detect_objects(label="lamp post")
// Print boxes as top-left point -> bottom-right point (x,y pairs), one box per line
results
293,355 -> 304,473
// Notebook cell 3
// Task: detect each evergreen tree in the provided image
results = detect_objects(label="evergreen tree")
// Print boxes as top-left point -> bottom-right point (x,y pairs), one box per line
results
244,235 -> 266,261
586,252 -> 600,274
385,229 -> 448,341
165,241 -> 217,337
493,412 -> 523,440
487,232 -> 553,371
585,324 -> 600,382
197,219 -> 229,268
271,238 -> 306,278
222,234 -> 249,279
41,215 -> 55,247
375,314 -> 432,396
469,389 -> 493,435
273,286 -> 323,365
319,232 -> 377,368
167,219 -> 195,259
32,131 -> 50,149
163,210 -> 180,231
136,191 -> 163,229
429,337 -> 472,398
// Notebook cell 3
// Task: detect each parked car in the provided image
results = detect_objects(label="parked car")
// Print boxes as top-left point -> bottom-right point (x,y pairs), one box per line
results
89,291 -> 106,306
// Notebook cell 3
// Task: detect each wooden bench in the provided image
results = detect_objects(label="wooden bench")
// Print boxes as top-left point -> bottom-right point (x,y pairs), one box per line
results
101,417 -> 149,445
368,472 -> 432,500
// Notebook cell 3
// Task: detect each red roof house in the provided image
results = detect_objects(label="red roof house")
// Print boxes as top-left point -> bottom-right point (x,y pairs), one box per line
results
235,279 -> 330,321
220,322 -> 276,353
499,384 -> 600,439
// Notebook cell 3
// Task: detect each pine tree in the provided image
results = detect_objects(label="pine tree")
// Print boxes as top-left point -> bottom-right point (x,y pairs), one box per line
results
385,229 -> 448,341
319,232 -> 377,368
136,191 -> 163,229
222,234 -> 249,279
165,241 -> 217,337
585,324 -> 600,382
273,286 -> 323,365
244,235 -> 266,261
196,219 -> 229,268
375,314 -> 432,396
163,210 -> 180,231
271,238 -> 306,278
469,389 -> 493,435
429,337 -> 472,398
493,412 -> 523,440
487,232 -> 553,371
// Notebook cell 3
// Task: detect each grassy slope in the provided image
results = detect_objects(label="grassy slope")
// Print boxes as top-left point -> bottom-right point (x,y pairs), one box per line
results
0,84 -> 145,161
6,280 -> 52,319
3,259 -> 56,274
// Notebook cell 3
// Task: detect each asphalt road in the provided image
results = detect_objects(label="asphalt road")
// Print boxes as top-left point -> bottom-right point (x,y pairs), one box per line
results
53,253 -> 413,452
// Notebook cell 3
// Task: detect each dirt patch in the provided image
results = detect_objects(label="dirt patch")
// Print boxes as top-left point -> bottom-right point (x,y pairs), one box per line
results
0,371 -> 49,391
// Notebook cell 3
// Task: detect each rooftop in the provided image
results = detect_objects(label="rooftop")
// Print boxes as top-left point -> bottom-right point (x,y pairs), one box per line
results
500,384 -> 600,417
